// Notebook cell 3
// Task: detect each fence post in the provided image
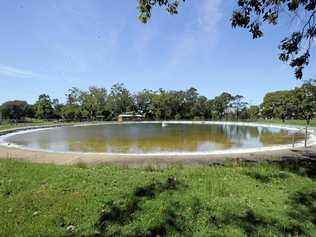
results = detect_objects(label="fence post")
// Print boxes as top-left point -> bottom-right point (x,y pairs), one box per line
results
292,134 -> 295,148
304,126 -> 308,148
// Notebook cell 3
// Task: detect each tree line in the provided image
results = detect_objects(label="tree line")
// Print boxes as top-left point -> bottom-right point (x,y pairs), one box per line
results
1,80 -> 315,123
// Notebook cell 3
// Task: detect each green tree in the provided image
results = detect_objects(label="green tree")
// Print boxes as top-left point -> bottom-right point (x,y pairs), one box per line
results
212,92 -> 234,120
61,104 -> 83,121
25,104 -> 36,119
80,87 -> 108,120
167,90 -> 185,119
275,92 -> 292,122
261,90 -> 293,121
135,89 -> 156,119
239,107 -> 250,120
191,96 -> 209,120
138,0 -> 181,23
184,87 -> 199,119
35,94 -> 54,120
107,83 -> 135,119
52,99 -> 63,119
294,80 -> 316,124
0,100 -> 28,121
247,105 -> 260,120
152,89 -> 173,120
231,95 -> 248,120
66,87 -> 81,105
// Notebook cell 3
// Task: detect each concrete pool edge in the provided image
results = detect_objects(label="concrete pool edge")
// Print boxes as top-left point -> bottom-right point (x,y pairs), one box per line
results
1,121 -> 315,155
0,121 -> 315,165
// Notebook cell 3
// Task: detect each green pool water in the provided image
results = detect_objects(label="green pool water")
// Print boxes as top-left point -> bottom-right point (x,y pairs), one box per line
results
3,123 -> 303,153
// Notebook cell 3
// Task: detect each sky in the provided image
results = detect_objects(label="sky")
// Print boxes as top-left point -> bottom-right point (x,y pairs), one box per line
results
0,0 -> 315,105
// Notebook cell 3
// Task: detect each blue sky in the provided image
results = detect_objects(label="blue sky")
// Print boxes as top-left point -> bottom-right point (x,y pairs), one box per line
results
0,0 -> 315,105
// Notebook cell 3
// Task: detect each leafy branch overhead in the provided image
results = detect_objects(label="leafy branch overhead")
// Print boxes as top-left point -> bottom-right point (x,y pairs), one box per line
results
138,0 -> 185,23
137,0 -> 316,79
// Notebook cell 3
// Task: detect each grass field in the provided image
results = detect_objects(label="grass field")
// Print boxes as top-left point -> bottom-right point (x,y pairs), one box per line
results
1,119 -> 316,236
1,159 -> 316,236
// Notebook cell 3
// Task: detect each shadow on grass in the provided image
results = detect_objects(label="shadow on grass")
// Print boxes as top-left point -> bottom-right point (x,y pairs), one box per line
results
274,152 -> 316,179
221,208 -> 311,236
221,209 -> 272,236
91,176 -> 186,236
244,170 -> 289,183
90,184 -> 315,236
240,149 -> 316,181
288,187 -> 316,226
144,200 -> 193,237
88,155 -> 316,237
133,176 -> 180,199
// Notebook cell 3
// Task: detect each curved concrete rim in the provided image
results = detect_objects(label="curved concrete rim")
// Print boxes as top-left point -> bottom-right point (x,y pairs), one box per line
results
0,121 -> 315,158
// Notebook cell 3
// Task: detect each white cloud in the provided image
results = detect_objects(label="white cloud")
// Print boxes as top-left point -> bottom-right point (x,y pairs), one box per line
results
167,0 -> 223,67
198,0 -> 222,34
0,64 -> 41,79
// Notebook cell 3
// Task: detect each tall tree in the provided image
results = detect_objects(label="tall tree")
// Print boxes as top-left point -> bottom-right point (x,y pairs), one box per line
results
0,100 -> 28,121
25,104 -> 36,119
152,89 -> 173,120
135,89 -> 156,119
61,104 -> 83,121
212,92 -> 234,120
52,99 -> 63,119
191,96 -> 209,120
231,95 -> 248,120
184,87 -> 199,118
247,105 -> 260,120
261,90 -> 292,120
35,94 -> 54,120
294,79 -> 316,124
170,90 -> 186,120
66,87 -> 81,105
107,83 -> 135,118
80,87 -> 108,120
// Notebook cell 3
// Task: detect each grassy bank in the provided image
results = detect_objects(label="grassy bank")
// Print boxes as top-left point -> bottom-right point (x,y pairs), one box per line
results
0,120 -> 81,132
0,120 -> 58,131
1,159 -> 315,236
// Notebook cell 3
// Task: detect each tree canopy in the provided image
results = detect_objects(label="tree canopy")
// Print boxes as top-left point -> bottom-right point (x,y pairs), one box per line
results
0,100 -> 28,121
261,80 -> 316,123
137,0 -> 316,79
1,81 -> 315,123
35,94 -> 54,120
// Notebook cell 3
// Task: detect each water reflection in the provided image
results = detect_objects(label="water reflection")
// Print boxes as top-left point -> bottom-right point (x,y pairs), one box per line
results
4,123 -> 303,153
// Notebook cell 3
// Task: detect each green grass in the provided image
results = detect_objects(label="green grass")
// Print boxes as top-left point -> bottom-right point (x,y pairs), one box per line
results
0,120 -> 80,131
1,159 -> 316,236
0,120 -> 57,131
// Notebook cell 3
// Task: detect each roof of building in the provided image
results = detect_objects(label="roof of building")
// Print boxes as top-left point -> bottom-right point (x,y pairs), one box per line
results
118,114 -> 145,118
